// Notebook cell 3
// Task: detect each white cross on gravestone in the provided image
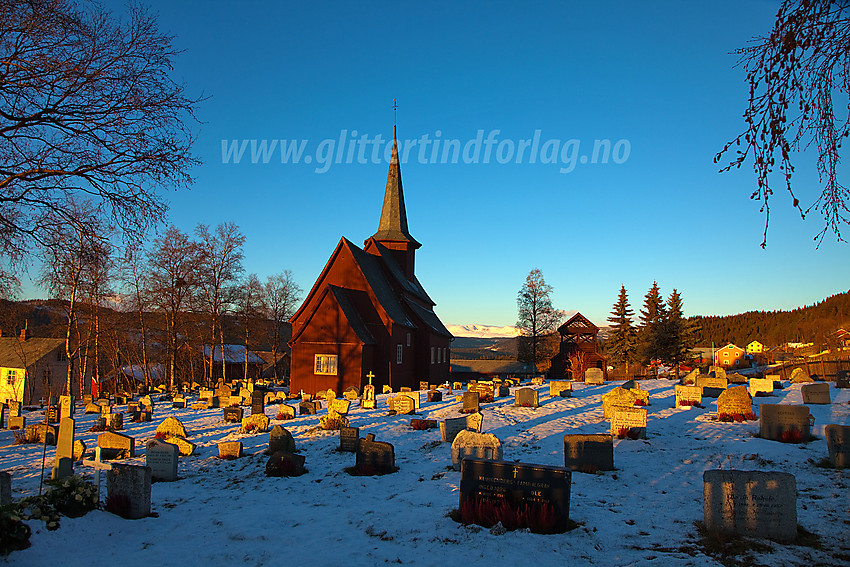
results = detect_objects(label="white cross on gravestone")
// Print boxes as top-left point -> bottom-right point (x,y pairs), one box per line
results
366,372 -> 374,385
81,446 -> 112,503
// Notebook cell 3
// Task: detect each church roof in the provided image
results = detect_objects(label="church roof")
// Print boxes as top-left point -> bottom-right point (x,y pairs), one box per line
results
369,240 -> 434,306
370,133 -> 421,248
344,238 -> 417,329
327,285 -> 377,345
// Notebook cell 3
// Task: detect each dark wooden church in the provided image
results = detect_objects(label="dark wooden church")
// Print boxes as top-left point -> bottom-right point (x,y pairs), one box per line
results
549,312 -> 607,380
288,131 -> 453,395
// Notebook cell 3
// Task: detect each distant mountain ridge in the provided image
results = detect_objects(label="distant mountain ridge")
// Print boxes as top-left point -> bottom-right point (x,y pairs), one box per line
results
445,323 -> 520,338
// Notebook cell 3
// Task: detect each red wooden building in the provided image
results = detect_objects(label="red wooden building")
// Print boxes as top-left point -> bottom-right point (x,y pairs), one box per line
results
289,131 -> 453,395
549,312 -> 607,380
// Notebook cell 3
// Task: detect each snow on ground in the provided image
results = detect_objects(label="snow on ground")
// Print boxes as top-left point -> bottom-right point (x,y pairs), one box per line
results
2,380 -> 849,567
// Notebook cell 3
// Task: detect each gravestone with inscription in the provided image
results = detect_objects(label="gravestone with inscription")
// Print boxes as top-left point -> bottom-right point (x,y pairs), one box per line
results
355,433 -> 395,474
361,384 -> 376,409
459,459 -> 572,532
328,398 -> 351,416
836,370 -> 849,388
106,463 -> 151,519
427,390 -> 442,403
389,395 -> 416,415
549,380 -> 572,397
339,426 -> 360,452
277,404 -> 295,420
601,387 -> 639,419
674,384 -> 702,407
441,412 -> 483,443
514,388 -> 539,408
696,375 -> 728,398
790,368 -> 813,383
703,469 -> 796,542
749,378 -> 774,397
451,430 -> 503,470
462,391 -> 480,413
759,404 -> 813,442
531,376 -> 544,386
584,368 -> 604,384
218,441 -> 243,459
801,383 -> 830,404
145,439 -> 178,481
399,387 -> 411,393
681,368 -> 699,385
223,406 -> 244,423
251,389 -> 265,415
59,395 -> 73,419
610,408 -> 647,439
563,434 -> 614,472
299,400 -> 318,415
419,381 -> 429,391
824,424 -> 849,468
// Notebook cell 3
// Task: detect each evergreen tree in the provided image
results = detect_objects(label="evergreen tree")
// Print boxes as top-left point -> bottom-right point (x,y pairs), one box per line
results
638,281 -> 666,366
658,289 -> 695,377
606,285 -> 638,375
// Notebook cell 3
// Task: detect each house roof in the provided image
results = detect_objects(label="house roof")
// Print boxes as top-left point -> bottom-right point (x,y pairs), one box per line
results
0,337 -> 65,368
558,312 -> 599,334
202,345 -> 265,365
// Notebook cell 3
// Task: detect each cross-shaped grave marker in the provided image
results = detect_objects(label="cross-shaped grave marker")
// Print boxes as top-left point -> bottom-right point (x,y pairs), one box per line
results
366,371 -> 375,385
81,446 -> 112,503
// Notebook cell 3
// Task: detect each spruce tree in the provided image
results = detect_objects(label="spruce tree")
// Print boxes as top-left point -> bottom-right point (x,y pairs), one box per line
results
606,285 -> 637,376
658,289 -> 694,377
638,282 -> 666,366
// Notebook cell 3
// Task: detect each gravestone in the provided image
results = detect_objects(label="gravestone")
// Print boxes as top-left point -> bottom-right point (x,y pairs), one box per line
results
85,402 -> 101,414
8,400 -> 20,418
801,383 -> 830,404
459,459 -> 571,532
328,399 -> 351,416
241,413 -> 270,433
467,382 -> 494,401
498,385 -> 511,397
419,381 -> 429,391
97,431 -> 135,460
339,426 -> 360,452
382,385 -> 392,394
696,375 -> 728,398
0,471 -> 10,506
389,395 -> 415,415
166,436 -> 196,456
514,388 -> 539,408
223,406 -> 244,423
26,423 -> 56,445
218,441 -> 243,459
277,404 -> 295,420
563,434 -> 614,472
759,404 -> 813,442
621,379 -> 638,390
727,373 -> 747,385
452,381 -> 463,391
630,387 -> 649,406
0,403 -> 4,429
8,416 -> 24,430
531,376 -> 544,386
59,395 -> 73,419
410,418 -> 438,429
268,425 -> 295,454
52,417 -> 76,480
107,412 -> 123,430
451,430 -> 503,470
749,378 -> 774,397
172,397 -> 186,409
399,387 -> 411,393
584,368 -> 604,384
45,405 -> 58,423
251,390 -> 265,415
73,440 -> 86,461
708,366 -> 727,380
427,390 -> 442,403
610,408 -> 647,439
145,439 -> 178,481
716,386 -> 753,418
361,384 -> 376,409
790,368 -> 812,383
462,391 -> 480,413
265,451 -> 306,476
156,417 -> 188,439
355,433 -> 395,474
836,370 -> 849,388
549,381 -> 572,398
106,463 -> 151,519
674,384 -> 702,407
440,412 -> 483,443
824,424 -> 849,468
681,368 -> 699,385
299,400 -> 318,415
100,404 -> 112,417
703,469 -> 797,542
601,387 -> 639,419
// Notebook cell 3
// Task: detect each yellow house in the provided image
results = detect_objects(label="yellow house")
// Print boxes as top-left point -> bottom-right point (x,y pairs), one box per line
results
0,331 -> 71,405
714,343 -> 745,369
746,340 -> 764,354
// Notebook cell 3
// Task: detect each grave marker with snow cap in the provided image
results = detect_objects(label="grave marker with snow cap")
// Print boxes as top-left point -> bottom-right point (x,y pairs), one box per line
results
451,430 -> 503,470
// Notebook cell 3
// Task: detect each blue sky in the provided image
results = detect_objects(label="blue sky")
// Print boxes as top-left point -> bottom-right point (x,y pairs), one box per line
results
34,1 -> 850,328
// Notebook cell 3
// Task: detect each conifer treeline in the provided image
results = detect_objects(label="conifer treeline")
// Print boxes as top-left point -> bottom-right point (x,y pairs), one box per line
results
688,291 -> 850,348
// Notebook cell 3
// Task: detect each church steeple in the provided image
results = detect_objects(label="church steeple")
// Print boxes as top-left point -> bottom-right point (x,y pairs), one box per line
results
371,129 -> 421,249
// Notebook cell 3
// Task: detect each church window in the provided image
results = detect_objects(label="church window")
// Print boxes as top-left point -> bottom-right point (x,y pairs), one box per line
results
430,346 -> 435,364
406,333 -> 411,347
314,354 -> 338,375
443,347 -> 447,363
397,344 -> 403,364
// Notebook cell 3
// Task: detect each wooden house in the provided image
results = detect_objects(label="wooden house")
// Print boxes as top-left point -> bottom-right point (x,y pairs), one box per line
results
0,329 -> 72,405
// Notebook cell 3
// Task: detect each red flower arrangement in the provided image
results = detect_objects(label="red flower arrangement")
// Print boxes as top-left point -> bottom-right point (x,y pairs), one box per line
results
634,399 -> 647,406
780,428 -> 805,443
459,497 -> 561,534
678,399 -> 699,407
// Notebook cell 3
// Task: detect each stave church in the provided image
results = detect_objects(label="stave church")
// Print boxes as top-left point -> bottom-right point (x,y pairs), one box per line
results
288,129 -> 453,395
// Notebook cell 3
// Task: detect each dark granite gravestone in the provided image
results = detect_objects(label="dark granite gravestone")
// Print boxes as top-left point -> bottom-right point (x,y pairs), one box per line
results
427,390 -> 442,403
0,471 -> 10,505
251,389 -> 266,415
145,440 -> 178,481
462,391 -> 480,413
106,464 -> 151,519
563,434 -> 614,472
825,424 -> 849,468
355,433 -> 395,474
268,425 -> 295,454
759,404 -> 813,442
459,458 -> 572,532
299,400 -> 318,415
223,406 -> 244,423
45,405 -> 59,423
703,469 -> 797,542
514,388 -> 539,408
339,426 -> 360,452
836,370 -> 849,389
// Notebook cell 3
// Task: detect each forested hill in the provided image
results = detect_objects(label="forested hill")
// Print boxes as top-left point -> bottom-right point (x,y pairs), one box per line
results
689,290 -> 850,348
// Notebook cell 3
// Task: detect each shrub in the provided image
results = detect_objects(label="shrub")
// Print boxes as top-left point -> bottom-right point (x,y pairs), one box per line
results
45,476 -> 98,518
0,507 -> 31,555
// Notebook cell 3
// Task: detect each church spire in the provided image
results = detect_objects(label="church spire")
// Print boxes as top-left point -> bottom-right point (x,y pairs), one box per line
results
371,127 -> 421,249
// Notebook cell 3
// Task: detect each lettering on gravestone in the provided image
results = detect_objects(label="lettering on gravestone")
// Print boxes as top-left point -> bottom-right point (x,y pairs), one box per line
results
339,426 -> 360,452
145,440 -> 178,482
801,383 -> 830,405
610,408 -> 647,439
674,384 -> 702,408
549,381 -> 572,398
759,404 -> 813,442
